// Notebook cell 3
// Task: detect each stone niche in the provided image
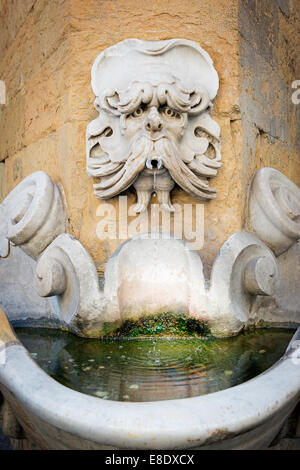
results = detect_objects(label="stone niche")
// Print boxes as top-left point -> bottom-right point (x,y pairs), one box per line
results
0,29 -> 299,337
0,0 -> 299,275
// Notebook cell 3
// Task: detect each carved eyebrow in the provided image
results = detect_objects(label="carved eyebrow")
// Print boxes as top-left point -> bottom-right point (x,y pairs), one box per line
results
156,82 -> 210,115
127,102 -> 148,116
99,83 -> 153,116
100,81 -> 209,117
116,82 -> 154,115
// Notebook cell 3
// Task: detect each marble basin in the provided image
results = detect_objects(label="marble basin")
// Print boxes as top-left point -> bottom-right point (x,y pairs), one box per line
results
1,309 -> 300,450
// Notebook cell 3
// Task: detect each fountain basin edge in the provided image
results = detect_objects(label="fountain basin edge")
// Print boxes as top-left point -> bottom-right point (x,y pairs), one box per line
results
0,324 -> 300,450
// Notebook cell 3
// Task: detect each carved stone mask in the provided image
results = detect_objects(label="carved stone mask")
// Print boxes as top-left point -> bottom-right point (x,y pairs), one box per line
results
86,39 -> 222,212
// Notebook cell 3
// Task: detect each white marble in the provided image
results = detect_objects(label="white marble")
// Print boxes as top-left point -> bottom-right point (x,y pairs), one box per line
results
1,168 -> 300,336
86,39 -> 222,212
249,167 -> 300,255
0,333 -> 300,449
33,231 -> 280,337
0,171 -> 66,260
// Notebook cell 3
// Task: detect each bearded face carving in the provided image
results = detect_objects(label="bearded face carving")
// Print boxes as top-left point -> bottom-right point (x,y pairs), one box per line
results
86,39 -> 222,212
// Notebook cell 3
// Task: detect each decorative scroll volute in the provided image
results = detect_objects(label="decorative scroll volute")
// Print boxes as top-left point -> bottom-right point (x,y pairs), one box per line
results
249,168 -> 300,255
0,171 -> 66,260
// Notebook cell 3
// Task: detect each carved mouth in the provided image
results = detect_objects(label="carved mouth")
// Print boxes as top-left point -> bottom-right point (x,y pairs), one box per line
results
145,156 -> 166,175
146,157 -> 163,170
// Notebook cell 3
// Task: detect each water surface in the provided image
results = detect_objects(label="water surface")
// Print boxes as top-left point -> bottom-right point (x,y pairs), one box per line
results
16,328 -> 294,402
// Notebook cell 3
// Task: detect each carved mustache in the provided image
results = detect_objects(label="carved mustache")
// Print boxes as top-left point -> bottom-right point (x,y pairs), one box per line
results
92,134 -> 153,198
153,137 -> 217,199
92,134 -> 216,200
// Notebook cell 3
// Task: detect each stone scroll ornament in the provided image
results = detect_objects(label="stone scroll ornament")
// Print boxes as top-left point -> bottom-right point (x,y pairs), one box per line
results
249,168 -> 300,255
0,171 -> 285,338
34,231 -> 279,338
0,171 -> 66,260
86,39 -> 222,212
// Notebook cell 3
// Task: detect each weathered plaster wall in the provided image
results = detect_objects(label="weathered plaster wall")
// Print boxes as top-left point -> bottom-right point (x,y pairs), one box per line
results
0,0 -> 240,274
0,0 -> 299,275
239,0 -> 300,228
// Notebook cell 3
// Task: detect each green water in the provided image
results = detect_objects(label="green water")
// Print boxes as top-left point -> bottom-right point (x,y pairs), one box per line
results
15,328 -> 294,402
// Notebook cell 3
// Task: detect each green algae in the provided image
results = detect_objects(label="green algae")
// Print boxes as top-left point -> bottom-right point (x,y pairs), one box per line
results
108,313 -> 211,338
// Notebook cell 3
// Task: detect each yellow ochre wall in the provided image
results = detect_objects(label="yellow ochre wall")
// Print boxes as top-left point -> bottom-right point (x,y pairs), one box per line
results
0,0 -> 299,274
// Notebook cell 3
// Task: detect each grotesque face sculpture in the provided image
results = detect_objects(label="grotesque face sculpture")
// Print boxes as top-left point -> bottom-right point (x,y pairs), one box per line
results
87,39 -> 222,212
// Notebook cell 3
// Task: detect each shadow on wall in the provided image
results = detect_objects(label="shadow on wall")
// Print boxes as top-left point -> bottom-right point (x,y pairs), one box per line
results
0,428 -> 12,450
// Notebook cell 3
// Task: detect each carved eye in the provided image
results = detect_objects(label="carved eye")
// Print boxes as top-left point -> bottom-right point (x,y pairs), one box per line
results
160,106 -> 181,119
131,106 -> 145,118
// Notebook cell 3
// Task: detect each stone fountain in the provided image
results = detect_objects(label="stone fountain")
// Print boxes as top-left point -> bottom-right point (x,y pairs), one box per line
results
0,39 -> 300,450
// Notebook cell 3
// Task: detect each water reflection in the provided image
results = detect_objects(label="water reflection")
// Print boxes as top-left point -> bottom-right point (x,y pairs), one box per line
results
16,328 -> 294,402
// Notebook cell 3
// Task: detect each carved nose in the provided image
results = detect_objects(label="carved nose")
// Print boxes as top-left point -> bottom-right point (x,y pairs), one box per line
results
145,108 -> 163,132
